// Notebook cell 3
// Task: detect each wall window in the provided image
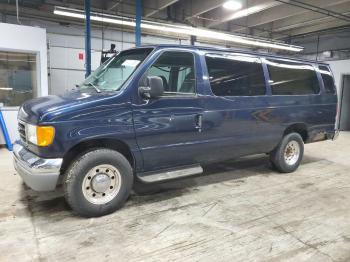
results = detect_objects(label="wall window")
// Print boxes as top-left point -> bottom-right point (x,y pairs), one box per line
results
319,65 -> 336,94
205,53 -> 266,97
145,51 -> 195,95
266,59 -> 320,95
0,51 -> 37,107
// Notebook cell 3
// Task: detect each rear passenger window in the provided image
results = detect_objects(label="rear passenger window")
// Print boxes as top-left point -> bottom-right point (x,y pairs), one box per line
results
266,59 -> 320,95
205,54 -> 266,96
319,65 -> 336,94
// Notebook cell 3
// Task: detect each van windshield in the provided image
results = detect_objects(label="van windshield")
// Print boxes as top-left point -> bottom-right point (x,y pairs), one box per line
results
79,48 -> 153,92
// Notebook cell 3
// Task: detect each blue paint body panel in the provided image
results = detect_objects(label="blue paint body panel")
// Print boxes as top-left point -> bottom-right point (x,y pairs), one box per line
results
17,45 -> 338,175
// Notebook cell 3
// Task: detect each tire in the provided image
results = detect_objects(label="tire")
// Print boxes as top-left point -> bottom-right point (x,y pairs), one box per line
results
270,132 -> 304,173
63,149 -> 133,217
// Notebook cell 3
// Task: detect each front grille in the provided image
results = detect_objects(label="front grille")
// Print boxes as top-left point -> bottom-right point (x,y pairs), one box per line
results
18,121 -> 27,143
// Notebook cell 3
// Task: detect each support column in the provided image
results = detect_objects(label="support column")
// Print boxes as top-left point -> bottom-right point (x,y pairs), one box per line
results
84,0 -> 91,78
135,0 -> 142,47
190,35 -> 196,45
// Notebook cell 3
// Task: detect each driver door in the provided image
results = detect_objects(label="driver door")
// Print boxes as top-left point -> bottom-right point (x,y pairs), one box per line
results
132,50 -> 204,172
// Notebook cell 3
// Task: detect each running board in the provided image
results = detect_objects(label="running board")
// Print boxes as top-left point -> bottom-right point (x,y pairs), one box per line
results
137,165 -> 203,183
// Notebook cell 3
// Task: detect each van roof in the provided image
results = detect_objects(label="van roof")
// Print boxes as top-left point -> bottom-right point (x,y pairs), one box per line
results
135,44 -> 329,66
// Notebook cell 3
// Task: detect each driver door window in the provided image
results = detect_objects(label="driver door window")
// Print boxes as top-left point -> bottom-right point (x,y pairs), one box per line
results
145,51 -> 196,95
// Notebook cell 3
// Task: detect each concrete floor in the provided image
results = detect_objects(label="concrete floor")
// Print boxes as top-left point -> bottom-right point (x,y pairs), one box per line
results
1,133 -> 350,262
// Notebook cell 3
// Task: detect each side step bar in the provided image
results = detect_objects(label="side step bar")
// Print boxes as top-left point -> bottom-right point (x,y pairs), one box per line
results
137,165 -> 203,183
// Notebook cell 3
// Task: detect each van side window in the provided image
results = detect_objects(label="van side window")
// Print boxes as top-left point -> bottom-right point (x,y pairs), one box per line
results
266,59 -> 320,95
145,51 -> 195,95
205,54 -> 266,96
319,65 -> 336,94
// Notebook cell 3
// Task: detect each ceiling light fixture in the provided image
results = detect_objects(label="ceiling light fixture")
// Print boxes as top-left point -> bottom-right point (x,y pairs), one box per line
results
53,6 -> 304,52
223,1 -> 243,11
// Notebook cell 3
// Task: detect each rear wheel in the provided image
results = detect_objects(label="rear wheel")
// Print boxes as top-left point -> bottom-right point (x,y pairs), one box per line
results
63,149 -> 133,217
270,133 -> 304,173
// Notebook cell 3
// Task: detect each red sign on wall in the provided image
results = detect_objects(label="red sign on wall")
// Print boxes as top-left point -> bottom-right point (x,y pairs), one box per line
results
78,53 -> 84,60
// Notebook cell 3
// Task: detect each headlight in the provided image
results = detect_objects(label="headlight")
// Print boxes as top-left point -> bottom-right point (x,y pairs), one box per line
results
26,124 -> 55,147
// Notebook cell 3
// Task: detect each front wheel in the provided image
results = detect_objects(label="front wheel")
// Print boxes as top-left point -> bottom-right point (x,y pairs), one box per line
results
270,133 -> 304,173
63,149 -> 133,217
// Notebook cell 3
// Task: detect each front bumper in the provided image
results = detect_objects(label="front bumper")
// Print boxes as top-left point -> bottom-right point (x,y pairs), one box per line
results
13,142 -> 63,191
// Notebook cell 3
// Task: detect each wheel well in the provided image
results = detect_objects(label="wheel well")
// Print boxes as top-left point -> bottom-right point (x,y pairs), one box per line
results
284,123 -> 308,142
61,138 -> 135,174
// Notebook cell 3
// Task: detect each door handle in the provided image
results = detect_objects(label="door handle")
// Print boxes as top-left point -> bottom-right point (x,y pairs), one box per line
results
195,114 -> 202,132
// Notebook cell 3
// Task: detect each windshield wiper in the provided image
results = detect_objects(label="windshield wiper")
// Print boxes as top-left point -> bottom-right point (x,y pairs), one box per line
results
85,81 -> 101,93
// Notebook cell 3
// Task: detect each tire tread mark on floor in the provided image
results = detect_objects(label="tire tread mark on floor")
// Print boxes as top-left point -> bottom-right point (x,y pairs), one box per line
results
246,198 -> 335,261
152,222 -> 175,239
26,194 -> 46,262
275,224 -> 334,261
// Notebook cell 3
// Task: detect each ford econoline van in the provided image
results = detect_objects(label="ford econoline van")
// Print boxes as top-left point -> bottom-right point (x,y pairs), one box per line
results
13,45 -> 339,217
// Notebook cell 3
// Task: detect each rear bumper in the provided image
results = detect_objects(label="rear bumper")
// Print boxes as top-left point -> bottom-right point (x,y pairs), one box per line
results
13,142 -> 63,191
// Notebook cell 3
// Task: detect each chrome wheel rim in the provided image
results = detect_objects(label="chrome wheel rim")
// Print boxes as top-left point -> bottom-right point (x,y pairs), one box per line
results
284,141 -> 300,166
82,164 -> 122,205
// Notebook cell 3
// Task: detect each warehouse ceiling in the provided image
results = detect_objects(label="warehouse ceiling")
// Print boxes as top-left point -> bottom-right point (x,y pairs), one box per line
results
1,0 -> 350,44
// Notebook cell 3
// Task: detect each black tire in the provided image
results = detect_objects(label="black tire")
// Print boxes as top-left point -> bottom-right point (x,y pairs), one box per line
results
63,149 -> 133,217
270,133 -> 304,173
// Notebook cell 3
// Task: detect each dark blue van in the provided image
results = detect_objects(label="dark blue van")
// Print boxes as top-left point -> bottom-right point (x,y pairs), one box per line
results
13,45 -> 339,217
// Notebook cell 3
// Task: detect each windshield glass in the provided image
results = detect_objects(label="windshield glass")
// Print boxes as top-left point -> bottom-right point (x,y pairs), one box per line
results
79,48 -> 153,92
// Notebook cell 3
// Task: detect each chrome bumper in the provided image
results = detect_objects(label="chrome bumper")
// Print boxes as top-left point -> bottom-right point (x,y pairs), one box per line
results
13,143 -> 63,191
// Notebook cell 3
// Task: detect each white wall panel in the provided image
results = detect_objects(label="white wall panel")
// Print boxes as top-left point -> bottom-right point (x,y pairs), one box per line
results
327,59 -> 350,95
50,69 -> 85,95
0,23 -> 48,145
50,46 -> 84,70
48,33 -> 84,48
0,23 -> 48,96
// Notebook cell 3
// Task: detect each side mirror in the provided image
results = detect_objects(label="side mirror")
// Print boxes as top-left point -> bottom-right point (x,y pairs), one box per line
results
139,76 -> 164,99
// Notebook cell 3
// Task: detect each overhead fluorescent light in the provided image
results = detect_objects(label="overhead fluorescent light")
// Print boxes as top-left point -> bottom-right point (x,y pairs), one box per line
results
209,1 -> 281,28
53,6 -> 304,52
223,1 -> 242,11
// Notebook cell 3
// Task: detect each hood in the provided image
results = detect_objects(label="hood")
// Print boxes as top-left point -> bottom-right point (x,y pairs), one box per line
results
19,90 -> 119,123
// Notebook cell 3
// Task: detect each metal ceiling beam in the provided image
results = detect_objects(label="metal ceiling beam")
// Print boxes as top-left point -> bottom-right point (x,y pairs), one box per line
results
106,0 -> 123,11
262,2 -> 350,36
275,0 -> 350,23
174,0 -> 227,20
230,0 -> 350,33
204,0 -> 282,28
105,1 -> 155,17
280,19 -> 350,37
143,0 -> 179,17
34,0 -> 104,10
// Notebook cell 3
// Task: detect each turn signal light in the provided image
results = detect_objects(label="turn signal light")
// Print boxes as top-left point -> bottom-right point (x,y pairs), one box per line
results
36,126 -> 55,146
